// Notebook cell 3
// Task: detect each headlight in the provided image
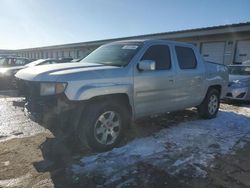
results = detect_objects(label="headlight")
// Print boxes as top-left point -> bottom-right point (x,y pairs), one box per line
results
40,82 -> 67,96
0,69 -> 11,76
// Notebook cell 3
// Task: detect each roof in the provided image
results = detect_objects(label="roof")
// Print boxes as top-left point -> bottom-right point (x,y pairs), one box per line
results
9,22 -> 250,51
111,39 -> 196,46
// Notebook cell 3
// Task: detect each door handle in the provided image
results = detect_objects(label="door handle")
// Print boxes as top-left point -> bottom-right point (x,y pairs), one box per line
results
167,76 -> 174,83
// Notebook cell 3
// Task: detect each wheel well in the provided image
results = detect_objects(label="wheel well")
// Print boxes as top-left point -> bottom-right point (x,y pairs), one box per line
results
198,85 -> 222,109
208,85 -> 221,95
87,93 -> 132,114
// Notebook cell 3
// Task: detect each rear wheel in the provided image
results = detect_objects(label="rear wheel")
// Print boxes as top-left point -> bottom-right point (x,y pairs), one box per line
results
78,99 -> 131,152
198,89 -> 220,119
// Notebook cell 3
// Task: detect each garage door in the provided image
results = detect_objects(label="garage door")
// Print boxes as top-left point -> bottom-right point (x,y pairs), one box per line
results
235,40 -> 250,63
201,42 -> 225,64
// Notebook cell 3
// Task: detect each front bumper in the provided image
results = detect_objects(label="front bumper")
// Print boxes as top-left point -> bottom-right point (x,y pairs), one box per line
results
16,79 -> 86,136
0,75 -> 16,89
16,79 -> 78,122
224,86 -> 250,101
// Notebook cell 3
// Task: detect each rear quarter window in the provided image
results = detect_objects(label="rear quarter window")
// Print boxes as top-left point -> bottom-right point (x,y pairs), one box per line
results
175,46 -> 197,69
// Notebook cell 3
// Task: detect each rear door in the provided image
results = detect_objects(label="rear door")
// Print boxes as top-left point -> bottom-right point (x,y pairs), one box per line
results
133,44 -> 177,117
173,46 -> 206,109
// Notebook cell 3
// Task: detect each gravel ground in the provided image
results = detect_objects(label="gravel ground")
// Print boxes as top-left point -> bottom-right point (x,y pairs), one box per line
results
0,94 -> 250,188
0,98 -> 49,142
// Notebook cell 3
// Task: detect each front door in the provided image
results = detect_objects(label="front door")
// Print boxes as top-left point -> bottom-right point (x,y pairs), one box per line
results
133,44 -> 177,117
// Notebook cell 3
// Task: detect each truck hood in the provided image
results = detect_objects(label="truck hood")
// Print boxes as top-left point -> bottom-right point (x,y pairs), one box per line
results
15,62 -> 118,82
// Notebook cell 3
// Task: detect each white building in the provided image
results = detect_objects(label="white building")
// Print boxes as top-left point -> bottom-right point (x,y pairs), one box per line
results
2,22 -> 250,65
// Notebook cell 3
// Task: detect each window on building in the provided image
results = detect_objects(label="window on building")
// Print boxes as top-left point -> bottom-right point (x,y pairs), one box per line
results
141,45 -> 171,70
175,46 -> 197,69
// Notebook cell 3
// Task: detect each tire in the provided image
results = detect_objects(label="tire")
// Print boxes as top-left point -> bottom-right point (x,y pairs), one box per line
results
197,89 -> 220,119
78,99 -> 131,152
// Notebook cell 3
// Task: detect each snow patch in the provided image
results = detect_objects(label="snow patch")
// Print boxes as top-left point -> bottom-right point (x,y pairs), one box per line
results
72,107 -> 250,184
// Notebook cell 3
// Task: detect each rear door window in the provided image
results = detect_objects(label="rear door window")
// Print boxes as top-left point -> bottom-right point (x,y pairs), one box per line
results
175,46 -> 197,69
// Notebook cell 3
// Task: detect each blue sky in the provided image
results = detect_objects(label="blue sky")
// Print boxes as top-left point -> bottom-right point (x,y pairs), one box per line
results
0,0 -> 249,49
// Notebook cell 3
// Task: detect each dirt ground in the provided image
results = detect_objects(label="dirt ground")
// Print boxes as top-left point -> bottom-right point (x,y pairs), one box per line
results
0,94 -> 250,188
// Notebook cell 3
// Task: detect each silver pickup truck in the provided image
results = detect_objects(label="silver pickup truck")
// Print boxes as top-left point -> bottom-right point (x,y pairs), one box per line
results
15,39 -> 228,151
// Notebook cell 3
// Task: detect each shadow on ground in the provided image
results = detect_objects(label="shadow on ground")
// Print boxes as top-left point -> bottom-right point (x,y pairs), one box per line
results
32,118 -> 83,188
30,108 -> 199,187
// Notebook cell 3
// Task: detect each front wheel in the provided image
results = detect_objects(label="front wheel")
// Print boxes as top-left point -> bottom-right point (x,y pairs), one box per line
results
197,89 -> 220,119
78,99 -> 130,152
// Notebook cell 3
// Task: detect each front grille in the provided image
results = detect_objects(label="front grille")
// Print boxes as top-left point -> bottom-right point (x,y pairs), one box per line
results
16,79 -> 39,98
17,80 -> 57,114
226,93 -> 233,97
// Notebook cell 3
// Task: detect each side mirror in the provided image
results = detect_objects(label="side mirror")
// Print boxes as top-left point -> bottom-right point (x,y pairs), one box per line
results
138,60 -> 156,71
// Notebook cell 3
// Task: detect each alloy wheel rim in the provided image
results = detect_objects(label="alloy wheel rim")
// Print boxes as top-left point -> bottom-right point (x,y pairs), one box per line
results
208,94 -> 218,115
94,111 -> 121,145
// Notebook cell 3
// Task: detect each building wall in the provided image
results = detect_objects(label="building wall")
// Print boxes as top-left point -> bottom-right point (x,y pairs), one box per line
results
2,23 -> 250,65
16,46 -> 96,60
13,31 -> 250,65
0,50 -> 17,57
165,32 -> 250,65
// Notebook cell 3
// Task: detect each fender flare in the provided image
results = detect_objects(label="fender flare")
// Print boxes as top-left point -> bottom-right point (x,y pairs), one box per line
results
65,83 -> 135,115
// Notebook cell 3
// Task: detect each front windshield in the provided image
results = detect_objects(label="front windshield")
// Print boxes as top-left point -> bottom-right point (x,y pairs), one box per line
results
228,66 -> 250,76
81,42 -> 142,67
